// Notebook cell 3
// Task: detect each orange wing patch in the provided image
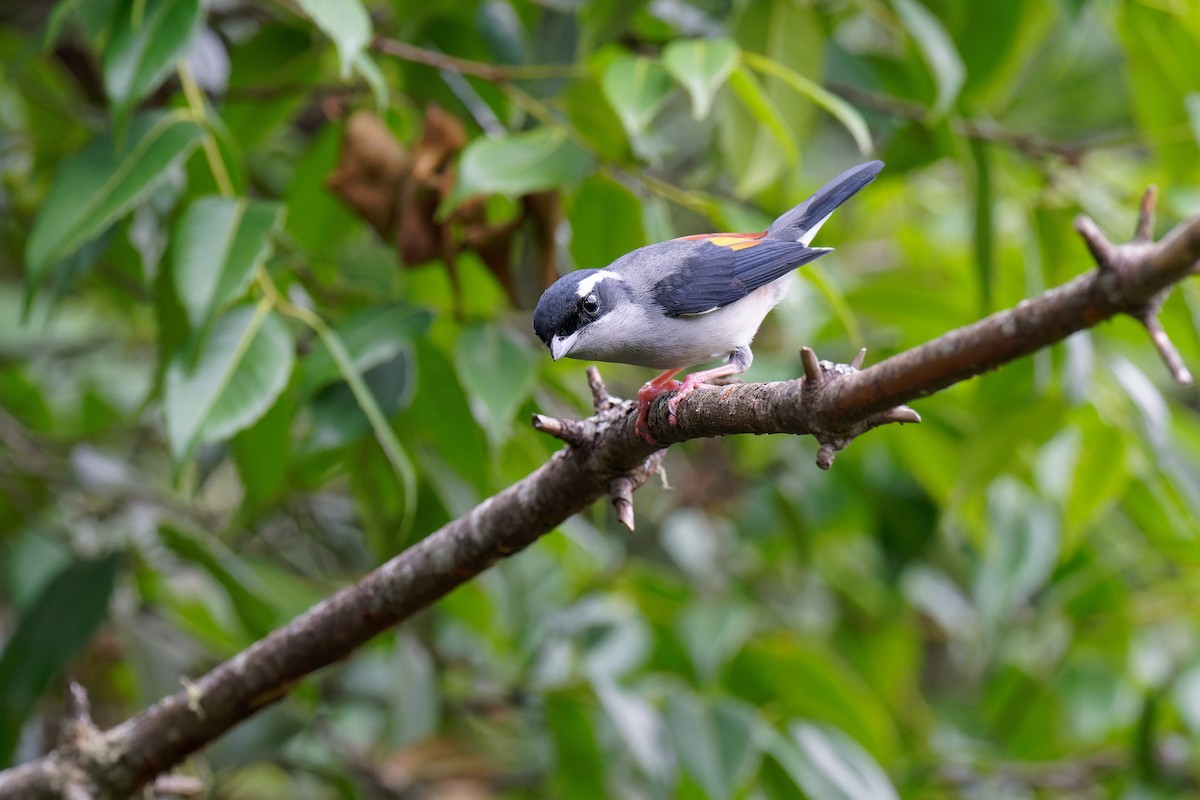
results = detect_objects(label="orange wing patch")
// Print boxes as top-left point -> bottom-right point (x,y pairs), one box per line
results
707,235 -> 764,251
676,232 -> 766,251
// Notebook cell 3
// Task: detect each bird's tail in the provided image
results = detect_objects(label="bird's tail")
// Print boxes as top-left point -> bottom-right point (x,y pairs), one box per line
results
765,160 -> 884,244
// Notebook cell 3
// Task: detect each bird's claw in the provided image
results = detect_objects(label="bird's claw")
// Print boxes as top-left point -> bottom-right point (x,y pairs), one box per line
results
636,379 -> 681,444
666,375 -> 705,425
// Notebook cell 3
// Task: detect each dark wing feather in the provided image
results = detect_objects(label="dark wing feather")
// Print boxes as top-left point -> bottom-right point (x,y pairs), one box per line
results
765,160 -> 883,242
653,238 -> 830,316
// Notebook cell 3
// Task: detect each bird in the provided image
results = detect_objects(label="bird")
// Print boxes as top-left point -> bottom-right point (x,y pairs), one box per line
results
533,160 -> 884,443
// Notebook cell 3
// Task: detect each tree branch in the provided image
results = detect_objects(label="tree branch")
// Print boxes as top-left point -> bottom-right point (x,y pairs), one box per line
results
2,204 -> 1198,799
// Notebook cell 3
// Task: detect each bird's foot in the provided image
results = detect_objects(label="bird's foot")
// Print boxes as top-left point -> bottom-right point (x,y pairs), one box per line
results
636,379 -> 681,443
666,373 -> 709,425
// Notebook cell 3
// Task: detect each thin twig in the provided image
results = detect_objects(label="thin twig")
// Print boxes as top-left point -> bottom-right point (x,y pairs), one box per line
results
1135,186 -> 1158,242
371,38 -> 584,82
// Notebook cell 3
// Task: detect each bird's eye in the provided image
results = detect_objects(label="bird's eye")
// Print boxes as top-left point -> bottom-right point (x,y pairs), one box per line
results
582,293 -> 600,316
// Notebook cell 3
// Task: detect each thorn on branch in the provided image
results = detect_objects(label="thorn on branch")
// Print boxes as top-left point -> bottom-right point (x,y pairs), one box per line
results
605,451 -> 667,531
800,346 -> 823,389
815,440 -> 841,470
531,413 -> 589,447
1135,185 -> 1157,243
62,681 -> 102,751
1076,198 -> 1196,387
881,406 -> 923,425
1139,307 -> 1194,386
608,476 -> 636,531
587,366 -> 622,411
1074,214 -> 1116,269
65,681 -> 93,729
799,346 -> 921,469
50,682 -> 105,800
813,402 -> 920,470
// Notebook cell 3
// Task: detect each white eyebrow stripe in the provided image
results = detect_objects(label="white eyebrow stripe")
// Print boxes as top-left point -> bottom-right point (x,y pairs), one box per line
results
575,271 -> 622,297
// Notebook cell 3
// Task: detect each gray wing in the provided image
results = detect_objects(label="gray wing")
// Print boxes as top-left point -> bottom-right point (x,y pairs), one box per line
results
651,238 -> 831,316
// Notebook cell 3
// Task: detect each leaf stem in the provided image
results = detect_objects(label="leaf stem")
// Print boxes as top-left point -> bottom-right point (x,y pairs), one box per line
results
256,267 -> 418,537
176,60 -> 235,198
741,51 -> 874,156
372,37 -> 586,82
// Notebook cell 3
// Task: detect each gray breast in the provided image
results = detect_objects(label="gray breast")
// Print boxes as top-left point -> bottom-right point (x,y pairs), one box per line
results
569,276 -> 793,369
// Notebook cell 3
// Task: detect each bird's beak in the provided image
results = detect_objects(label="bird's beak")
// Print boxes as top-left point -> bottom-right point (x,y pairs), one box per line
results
549,332 -> 579,361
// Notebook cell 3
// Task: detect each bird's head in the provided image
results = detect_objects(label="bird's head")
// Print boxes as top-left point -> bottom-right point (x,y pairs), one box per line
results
533,269 -> 632,361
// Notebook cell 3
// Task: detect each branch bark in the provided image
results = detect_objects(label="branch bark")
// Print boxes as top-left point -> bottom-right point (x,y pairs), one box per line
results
2,205 -> 1198,799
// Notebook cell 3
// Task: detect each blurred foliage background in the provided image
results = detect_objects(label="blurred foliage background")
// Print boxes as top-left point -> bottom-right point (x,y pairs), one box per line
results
2,0 -> 1200,797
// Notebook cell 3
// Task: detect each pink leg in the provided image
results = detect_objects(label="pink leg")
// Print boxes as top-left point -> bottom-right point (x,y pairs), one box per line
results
666,363 -> 744,425
636,369 -> 682,443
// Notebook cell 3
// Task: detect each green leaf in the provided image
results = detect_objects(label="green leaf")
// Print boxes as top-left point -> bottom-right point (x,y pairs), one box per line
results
24,111 -> 203,296
974,477 -> 1061,632
740,53 -> 874,156
546,692 -> 607,800
1117,3 -> 1200,175
0,554 -> 120,767
663,38 -> 739,119
353,51 -> 387,110
158,525 -> 279,638
446,128 -> 592,212
593,677 -> 674,785
306,353 -> 413,452
102,0 -> 203,127
164,304 -> 294,466
803,263 -> 865,350
233,388 -> 294,510
727,637 -> 898,760
765,722 -> 899,800
726,64 -> 797,168
283,123 -> 359,258
560,77 -> 630,162
1188,93 -> 1200,147
307,316 -> 418,537
678,602 -> 756,682
891,0 -> 965,119
222,23 -> 321,150
454,322 -> 536,449
957,0 -> 1051,102
299,304 -> 432,396
601,55 -> 673,137
172,196 -> 285,332
403,340 -> 488,492
720,63 -> 796,191
294,0 -> 372,78
569,175 -> 645,269
44,0 -> 123,48
723,0 -> 823,195
968,137 -> 993,312
1059,415 -> 1129,553
664,691 -> 758,800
